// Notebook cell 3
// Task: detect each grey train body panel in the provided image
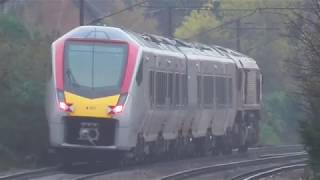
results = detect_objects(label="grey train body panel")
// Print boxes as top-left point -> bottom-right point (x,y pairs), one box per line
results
47,26 -> 262,154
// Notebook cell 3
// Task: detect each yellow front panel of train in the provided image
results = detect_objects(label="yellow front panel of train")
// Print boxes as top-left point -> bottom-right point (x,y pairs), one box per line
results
64,91 -> 120,118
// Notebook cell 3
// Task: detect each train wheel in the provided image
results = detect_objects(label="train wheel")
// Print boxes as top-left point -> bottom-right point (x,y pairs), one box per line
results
238,125 -> 249,154
238,143 -> 248,153
185,130 -> 195,157
134,133 -> 146,163
203,130 -> 214,156
174,131 -> 185,159
222,130 -> 233,155
153,133 -> 166,159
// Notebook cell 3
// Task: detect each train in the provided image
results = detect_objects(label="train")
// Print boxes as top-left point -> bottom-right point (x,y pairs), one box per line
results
46,26 -> 262,166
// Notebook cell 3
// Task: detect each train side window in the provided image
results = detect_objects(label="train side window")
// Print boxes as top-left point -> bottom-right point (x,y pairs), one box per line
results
168,73 -> 174,105
156,72 -> 167,106
203,76 -> 214,107
136,59 -> 143,86
182,74 -> 188,106
197,75 -> 202,106
216,77 -> 227,106
237,69 -> 242,91
149,71 -> 154,105
256,72 -> 261,104
174,73 -> 180,106
228,78 -> 233,106
244,71 -> 248,104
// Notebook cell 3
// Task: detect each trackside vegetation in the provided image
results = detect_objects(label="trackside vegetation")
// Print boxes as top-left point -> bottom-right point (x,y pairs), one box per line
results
0,16 -> 51,168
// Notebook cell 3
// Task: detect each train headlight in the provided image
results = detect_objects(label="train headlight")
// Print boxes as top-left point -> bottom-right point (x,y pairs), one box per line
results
57,89 -> 73,112
108,105 -> 124,115
107,93 -> 127,115
59,102 -> 73,112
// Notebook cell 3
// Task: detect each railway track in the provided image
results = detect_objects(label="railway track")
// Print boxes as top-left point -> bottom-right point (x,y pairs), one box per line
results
157,153 -> 307,180
0,145 -> 306,180
0,166 -> 59,180
230,162 -> 307,180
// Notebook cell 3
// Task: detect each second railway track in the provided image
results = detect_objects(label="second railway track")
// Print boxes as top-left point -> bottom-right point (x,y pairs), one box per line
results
157,153 -> 307,180
0,145 -> 306,180
230,162 -> 307,180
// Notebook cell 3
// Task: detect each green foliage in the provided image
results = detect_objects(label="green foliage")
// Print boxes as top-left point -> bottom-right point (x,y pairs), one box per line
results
261,91 -> 301,144
0,15 -> 51,168
0,16 -> 28,41
289,2 -> 320,174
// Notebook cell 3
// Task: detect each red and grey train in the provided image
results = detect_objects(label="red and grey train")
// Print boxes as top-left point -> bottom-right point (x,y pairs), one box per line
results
46,26 -> 262,164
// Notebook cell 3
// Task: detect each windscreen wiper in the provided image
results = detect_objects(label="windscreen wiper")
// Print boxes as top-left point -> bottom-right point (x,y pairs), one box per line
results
66,69 -> 80,87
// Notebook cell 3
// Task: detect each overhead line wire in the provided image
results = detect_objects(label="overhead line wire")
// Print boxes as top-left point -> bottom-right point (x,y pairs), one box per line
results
88,0 -> 149,25
185,9 -> 258,40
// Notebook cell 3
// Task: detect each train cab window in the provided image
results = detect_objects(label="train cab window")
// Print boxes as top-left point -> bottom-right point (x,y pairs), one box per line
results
149,71 -> 154,105
136,60 -> 143,86
156,72 -> 167,105
64,42 -> 127,98
216,77 -> 227,106
203,76 -> 214,107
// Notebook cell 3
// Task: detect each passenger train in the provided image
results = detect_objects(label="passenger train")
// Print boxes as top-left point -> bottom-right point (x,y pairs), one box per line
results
46,26 -> 262,165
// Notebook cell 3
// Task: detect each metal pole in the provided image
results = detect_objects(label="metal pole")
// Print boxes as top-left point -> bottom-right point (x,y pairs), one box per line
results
80,0 -> 84,26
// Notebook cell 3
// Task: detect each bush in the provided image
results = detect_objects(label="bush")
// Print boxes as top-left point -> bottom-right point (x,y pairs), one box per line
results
0,15 -> 51,168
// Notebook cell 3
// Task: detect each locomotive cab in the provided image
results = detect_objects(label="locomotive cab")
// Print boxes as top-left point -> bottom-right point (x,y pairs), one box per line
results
48,27 -> 139,162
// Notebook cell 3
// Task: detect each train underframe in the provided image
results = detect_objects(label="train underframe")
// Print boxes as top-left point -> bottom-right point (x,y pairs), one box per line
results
55,109 -> 260,167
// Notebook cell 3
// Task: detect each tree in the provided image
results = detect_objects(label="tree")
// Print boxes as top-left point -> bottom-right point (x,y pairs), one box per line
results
289,0 -> 320,175
0,15 -> 51,168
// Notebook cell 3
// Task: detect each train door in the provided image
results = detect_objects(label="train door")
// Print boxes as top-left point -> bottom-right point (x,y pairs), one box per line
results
212,63 -> 231,136
188,60 -> 204,137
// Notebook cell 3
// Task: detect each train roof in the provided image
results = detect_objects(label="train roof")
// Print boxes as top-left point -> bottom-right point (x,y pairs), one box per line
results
55,26 -> 132,42
213,45 -> 259,70
54,26 -> 257,66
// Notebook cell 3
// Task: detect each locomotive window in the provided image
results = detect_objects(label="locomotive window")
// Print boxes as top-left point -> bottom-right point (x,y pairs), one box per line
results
182,74 -> 188,106
216,77 -> 227,106
197,76 -> 202,106
237,69 -> 242,91
203,76 -> 214,107
136,59 -> 143,86
244,71 -> 248,104
66,44 -> 92,87
149,71 -> 154,105
168,73 -> 174,105
64,42 -> 127,98
174,73 -> 180,106
228,78 -> 233,106
92,44 -> 125,88
256,72 -> 261,104
156,72 -> 167,105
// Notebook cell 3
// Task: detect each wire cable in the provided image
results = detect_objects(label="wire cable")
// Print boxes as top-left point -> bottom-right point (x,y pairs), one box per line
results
185,9 -> 258,40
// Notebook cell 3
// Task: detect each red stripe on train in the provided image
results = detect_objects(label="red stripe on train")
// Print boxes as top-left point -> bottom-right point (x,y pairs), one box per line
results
55,39 -> 65,90
121,43 -> 139,93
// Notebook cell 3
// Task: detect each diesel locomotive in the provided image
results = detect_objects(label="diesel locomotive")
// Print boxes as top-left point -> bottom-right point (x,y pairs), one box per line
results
46,26 -> 261,165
